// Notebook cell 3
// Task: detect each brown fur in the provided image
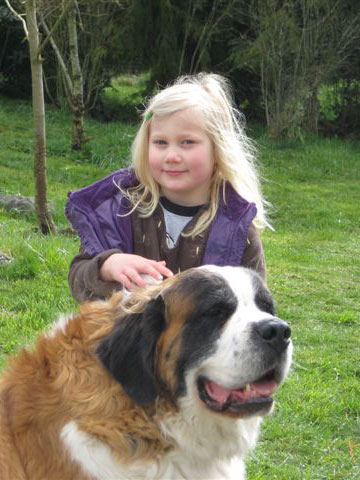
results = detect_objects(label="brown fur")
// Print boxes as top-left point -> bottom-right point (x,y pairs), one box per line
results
0,282 -> 186,480
157,290 -> 193,394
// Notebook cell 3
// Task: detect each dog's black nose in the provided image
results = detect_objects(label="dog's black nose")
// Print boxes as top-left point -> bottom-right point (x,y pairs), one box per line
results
254,319 -> 291,352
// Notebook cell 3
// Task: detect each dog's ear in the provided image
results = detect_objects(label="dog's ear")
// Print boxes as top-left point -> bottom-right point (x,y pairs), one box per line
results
97,295 -> 165,406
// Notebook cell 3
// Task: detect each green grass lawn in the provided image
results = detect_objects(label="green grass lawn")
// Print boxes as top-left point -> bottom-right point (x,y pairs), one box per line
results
0,94 -> 359,479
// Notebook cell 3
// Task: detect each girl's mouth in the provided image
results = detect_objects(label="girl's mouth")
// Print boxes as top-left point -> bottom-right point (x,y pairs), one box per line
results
163,170 -> 187,177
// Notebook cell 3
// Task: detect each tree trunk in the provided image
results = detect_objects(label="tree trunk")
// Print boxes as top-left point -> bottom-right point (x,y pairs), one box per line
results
303,90 -> 319,134
25,0 -> 56,235
67,1 -> 85,151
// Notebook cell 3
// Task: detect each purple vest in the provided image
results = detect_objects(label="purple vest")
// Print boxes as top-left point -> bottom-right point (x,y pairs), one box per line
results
65,168 -> 257,267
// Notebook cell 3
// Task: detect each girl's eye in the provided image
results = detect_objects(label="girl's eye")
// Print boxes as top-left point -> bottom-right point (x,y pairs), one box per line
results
182,139 -> 195,145
153,140 -> 167,145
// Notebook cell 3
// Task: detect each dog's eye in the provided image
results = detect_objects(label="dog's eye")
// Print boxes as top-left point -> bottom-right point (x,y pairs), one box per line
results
204,301 -> 234,319
205,305 -> 223,317
256,298 -> 275,316
255,287 -> 275,315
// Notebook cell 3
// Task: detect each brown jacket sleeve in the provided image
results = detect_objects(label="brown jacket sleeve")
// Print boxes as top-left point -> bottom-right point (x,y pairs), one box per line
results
68,246 -> 123,302
241,224 -> 267,283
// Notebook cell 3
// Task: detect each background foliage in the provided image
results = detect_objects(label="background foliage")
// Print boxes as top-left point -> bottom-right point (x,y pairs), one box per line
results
1,0 -> 360,137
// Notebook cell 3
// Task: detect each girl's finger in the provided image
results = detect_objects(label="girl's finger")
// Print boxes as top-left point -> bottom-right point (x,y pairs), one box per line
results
146,259 -> 173,277
142,263 -> 164,281
124,268 -> 148,287
147,259 -> 167,267
117,273 -> 134,290
155,263 -> 174,278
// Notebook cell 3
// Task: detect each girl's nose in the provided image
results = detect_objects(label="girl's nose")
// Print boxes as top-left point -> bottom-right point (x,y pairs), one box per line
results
164,148 -> 181,162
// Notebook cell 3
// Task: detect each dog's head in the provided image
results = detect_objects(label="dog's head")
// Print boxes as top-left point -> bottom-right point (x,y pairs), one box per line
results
97,265 -> 292,418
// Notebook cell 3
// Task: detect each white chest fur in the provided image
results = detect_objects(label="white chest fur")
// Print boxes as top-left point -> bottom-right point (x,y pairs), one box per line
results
61,406 -> 260,480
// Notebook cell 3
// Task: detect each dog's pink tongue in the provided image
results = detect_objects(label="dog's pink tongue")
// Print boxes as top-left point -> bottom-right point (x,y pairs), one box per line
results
205,380 -> 232,404
205,379 -> 278,404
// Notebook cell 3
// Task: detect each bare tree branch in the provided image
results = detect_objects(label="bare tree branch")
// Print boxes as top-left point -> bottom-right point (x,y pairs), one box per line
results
178,1 -> 197,75
5,0 -> 28,37
39,14 -> 73,97
37,0 -> 73,56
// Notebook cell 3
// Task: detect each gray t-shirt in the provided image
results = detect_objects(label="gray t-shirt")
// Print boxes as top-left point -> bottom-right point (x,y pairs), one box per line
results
160,197 -> 203,249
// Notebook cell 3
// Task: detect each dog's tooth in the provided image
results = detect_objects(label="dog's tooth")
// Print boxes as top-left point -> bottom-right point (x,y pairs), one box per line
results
245,383 -> 251,392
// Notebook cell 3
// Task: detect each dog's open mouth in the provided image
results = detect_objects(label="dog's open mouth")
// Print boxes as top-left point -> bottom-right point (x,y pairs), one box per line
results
197,370 -> 279,417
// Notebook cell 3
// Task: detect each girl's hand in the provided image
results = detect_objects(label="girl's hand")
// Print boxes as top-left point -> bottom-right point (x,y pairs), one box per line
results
100,253 -> 173,290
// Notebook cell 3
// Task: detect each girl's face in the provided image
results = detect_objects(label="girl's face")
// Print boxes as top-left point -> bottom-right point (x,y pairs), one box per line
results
148,109 -> 215,206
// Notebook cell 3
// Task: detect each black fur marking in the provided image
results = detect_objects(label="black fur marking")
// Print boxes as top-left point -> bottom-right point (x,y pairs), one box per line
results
252,275 -> 275,316
97,295 -> 166,405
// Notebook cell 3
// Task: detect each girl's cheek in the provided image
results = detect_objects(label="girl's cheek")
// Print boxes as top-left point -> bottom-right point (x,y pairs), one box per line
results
148,151 -> 158,169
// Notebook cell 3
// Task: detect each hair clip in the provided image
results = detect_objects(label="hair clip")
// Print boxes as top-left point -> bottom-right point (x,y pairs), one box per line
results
144,111 -> 153,121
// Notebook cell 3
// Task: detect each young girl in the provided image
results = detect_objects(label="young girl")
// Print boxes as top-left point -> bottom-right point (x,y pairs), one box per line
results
66,73 -> 268,302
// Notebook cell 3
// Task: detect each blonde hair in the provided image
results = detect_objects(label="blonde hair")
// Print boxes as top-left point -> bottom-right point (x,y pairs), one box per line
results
127,73 -> 269,235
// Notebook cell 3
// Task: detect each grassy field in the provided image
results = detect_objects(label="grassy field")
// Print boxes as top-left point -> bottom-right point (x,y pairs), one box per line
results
0,93 -> 359,479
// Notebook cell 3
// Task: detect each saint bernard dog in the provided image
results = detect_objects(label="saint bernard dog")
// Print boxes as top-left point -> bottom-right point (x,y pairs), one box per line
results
0,265 -> 292,480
